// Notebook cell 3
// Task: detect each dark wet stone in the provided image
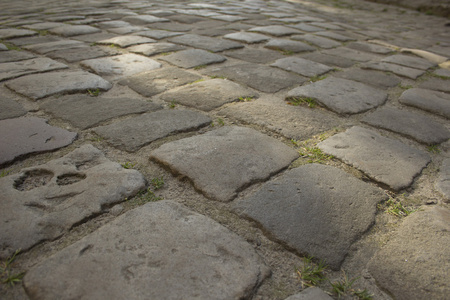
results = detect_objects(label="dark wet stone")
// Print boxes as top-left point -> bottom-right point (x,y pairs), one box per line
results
333,69 -> 401,89
382,54 -> 436,70
49,25 -> 101,37
0,57 -> 68,81
399,88 -> 450,119
248,25 -> 301,36
168,34 -> 243,52
128,42 -> 185,56
159,49 -> 226,69
291,34 -> 341,49
271,57 -> 332,77
265,39 -> 315,53
0,50 -> 36,63
223,48 -> 284,64
362,62 -> 425,79
301,52 -> 355,68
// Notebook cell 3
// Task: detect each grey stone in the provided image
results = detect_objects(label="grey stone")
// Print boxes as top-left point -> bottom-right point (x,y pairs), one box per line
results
123,15 -> 169,24
134,30 -> 183,40
347,41 -> 393,54
382,54 -> 436,70
249,25 -> 301,36
0,117 -> 77,165
223,48 -> 284,63
291,34 -> 341,49
23,22 -> 65,30
0,98 -> 27,120
160,79 -> 259,111
168,14 -> 208,24
0,57 -> 67,81
434,68 -> 450,78
287,77 -> 387,115
322,47 -> 381,62
94,110 -> 211,152
362,62 -> 425,79
265,39 -> 315,53
301,52 -> 355,68
151,126 -> 298,201
205,63 -> 306,93
98,35 -> 155,47
436,159 -> 450,201
23,200 -> 270,299
47,47 -> 111,62
0,43 -> 7,51
318,126 -> 431,191
72,32 -> 118,43
362,106 -> 450,145
234,164 -> 386,270
419,78 -> 450,93
288,23 -> 323,32
211,14 -> 247,22
24,40 -> 88,54
315,31 -> 355,41
40,95 -> 161,129
97,20 -> 131,29
0,50 -> 36,63
223,32 -> 270,43
159,49 -> 226,69
5,70 -> 112,100
148,22 -> 193,32
368,206 -> 450,300
310,22 -> 343,30
0,28 -> 37,39
333,69 -> 401,89
168,34 -> 243,52
81,54 -> 161,80
128,42 -> 185,56
49,25 -> 101,37
285,287 -> 334,300
399,88 -> 450,119
8,35 -> 61,46
0,144 -> 145,258
271,57 -> 332,77
46,16 -> 84,22
107,26 -> 146,35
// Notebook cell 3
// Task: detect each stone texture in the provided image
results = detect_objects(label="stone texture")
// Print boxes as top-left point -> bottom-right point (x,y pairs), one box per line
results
151,126 -> 298,201
382,54 -> 436,70
436,159 -> 450,201
0,144 -> 145,258
362,106 -> 450,145
302,52 -> 355,68
123,15 -> 169,24
399,88 -> 450,119
315,31 -> 355,41
24,40 -> 88,54
128,42 -> 185,56
0,98 -> 27,120
368,206 -> 450,300
271,57 -> 332,77
265,39 -> 315,53
347,41 -> 393,54
0,57 -> 67,81
47,47 -> 111,62
0,50 -> 36,63
97,35 -> 155,47
249,25 -> 301,36
223,32 -> 270,43
318,126 -> 431,191
23,200 -> 270,299
288,23 -> 323,32
291,34 -> 341,49
107,26 -> 145,35
362,62 -> 425,79
287,77 -> 387,115
322,47 -> 381,62
0,117 -> 77,165
159,49 -> 226,69
333,69 -> 401,89
49,25 -> 101,37
5,70 -> 112,100
0,43 -> 7,51
134,30 -> 183,40
234,164 -> 386,270
285,287 -> 334,300
419,78 -> 450,93
81,54 -> 161,80
0,28 -> 37,39
205,63 -> 306,93
40,95 -> 162,129
168,34 -> 243,52
23,22 -> 65,30
94,110 -> 211,152
223,48 -> 284,64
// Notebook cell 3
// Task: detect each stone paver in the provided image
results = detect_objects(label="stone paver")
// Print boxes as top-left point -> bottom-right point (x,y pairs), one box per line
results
346,41 -> 393,54
333,68 -> 401,89
436,158 -> 450,201
271,57 -> 332,77
419,78 -> 450,93
0,97 -> 27,120
123,15 -> 169,24
382,54 -> 437,70
223,48 -> 284,64
168,33 -> 243,52
0,117 -> 77,165
49,25 -> 101,37
322,47 -> 381,62
315,31 -> 355,41
0,57 -> 68,81
248,25 -> 301,36
0,28 -> 37,39
128,42 -> 185,56
318,126 -> 431,191
399,88 -> 450,119
0,50 -> 36,63
23,200 -> 270,299
223,32 -> 270,43
46,46 -> 112,62
234,164 -> 386,270
291,34 -> 341,49
97,35 -> 155,47
362,62 -> 425,79
302,52 -> 356,68
93,110 -> 211,152
0,144 -> 145,258
24,40 -> 88,54
0,43 -> 7,51
265,39 -> 315,53
151,126 -> 298,202
134,30 -> 183,40
285,287 -> 334,300
159,49 -> 226,69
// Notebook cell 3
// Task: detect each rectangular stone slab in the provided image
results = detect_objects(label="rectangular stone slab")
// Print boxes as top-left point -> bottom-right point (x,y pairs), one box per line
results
0,57 -> 68,81
168,33 -> 243,52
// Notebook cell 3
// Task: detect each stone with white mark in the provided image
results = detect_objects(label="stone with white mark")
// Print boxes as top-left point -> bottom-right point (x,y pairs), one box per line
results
0,57 -> 67,81
399,88 -> 450,119
97,35 -> 155,47
271,57 -> 332,77
159,49 -> 226,69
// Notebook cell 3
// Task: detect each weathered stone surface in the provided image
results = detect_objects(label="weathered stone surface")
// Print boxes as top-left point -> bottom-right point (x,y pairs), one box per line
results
119,66 -> 201,97
0,57 -> 67,81
151,126 -> 298,201
434,68 -> 450,78
315,31 -> 355,41
287,77 -> 387,115
107,26 -> 145,35
0,98 -> 27,120
322,47 -> 381,62
24,40 -> 88,54
98,35 -> 155,47
419,78 -> 450,93
97,20 -> 131,29
382,54 -> 436,70
0,28 -> 37,39
23,22 -> 65,30
23,200 -> 270,299
223,32 -> 269,43
0,50 -> 36,63
134,30 -> 183,40
333,68 -> 401,89
49,25 -> 101,37
168,34 -> 243,52
399,88 -> 450,119
310,22 -> 343,30
128,42 -> 185,56
160,79 -> 259,111
265,39 -> 315,53
436,159 -> 450,201
0,117 -> 77,165
94,110 -> 211,152
72,32 -> 117,43
288,23 -> 323,32
362,106 -> 450,145
0,144 -> 145,258
159,49 -> 226,69
47,46 -> 111,62
362,62 -> 425,79
123,15 -> 169,24
291,34 -> 341,49
5,70 -> 112,100
41,95 -> 161,129
368,206 -> 450,300
302,52 -> 355,68
234,164 -> 386,270
205,63 -> 306,93
148,22 -> 193,32
223,48 -> 284,63
212,14 -> 247,22
318,126 -> 431,190
285,287 -> 334,300
81,54 -> 161,80
347,41 -> 392,54
249,25 -> 301,36
271,57 -> 332,77
0,43 -> 7,51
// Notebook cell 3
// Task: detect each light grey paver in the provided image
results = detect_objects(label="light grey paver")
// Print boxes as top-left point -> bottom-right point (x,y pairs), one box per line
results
248,25 -> 301,36
24,40 -> 88,54
223,48 -> 284,63
315,31 -> 355,41
0,50 -> 36,63
271,57 -> 332,77
134,30 -> 183,40
0,57 -> 67,81
0,98 -> 27,120
128,42 -> 185,56
382,54 -> 436,70
347,41 -> 393,54
368,206 -> 450,300
97,35 -> 156,47
234,164 -> 386,270
40,95 -> 162,129
399,88 -> 450,119
0,43 -> 7,51
287,77 -> 387,115
159,49 -> 226,69
23,200 -> 270,299
436,158 -> 450,201
168,34 -> 243,52
318,126 -> 431,191
23,22 -> 65,30
123,14 -> 169,24
302,52 -> 355,68
47,46 -> 111,62
150,126 -> 298,201
285,287 -> 334,300
94,109 -> 211,152
291,34 -> 341,49
322,47 -> 381,62
223,32 -> 270,43
419,77 -> 450,93
288,23 -> 323,32
107,26 -> 146,35
333,68 -> 401,89
265,39 -> 315,53
0,117 -> 77,165
49,25 -> 101,37
5,70 -> 112,100
0,28 -> 37,39
362,62 -> 425,79
96,20 -> 131,28
434,68 -> 450,78
0,144 -> 145,258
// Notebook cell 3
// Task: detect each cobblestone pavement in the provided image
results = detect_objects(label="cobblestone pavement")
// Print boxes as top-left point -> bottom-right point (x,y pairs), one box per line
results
0,0 -> 449,299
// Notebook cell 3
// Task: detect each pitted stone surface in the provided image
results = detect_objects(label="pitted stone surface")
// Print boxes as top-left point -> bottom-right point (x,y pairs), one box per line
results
322,47 -> 381,62
97,35 -> 155,47
205,63 -> 306,93
123,15 -> 169,24
436,159 -> 450,201
128,42 -> 185,56
94,109 -> 211,152
160,79 -> 259,111
23,200 -> 270,299
234,164 -> 386,270
0,97 -> 27,120
223,48 -> 284,63
168,34 -> 243,52
362,62 -> 425,79
24,40 -> 88,54
291,34 -> 341,49
0,28 -> 37,39
362,106 -> 450,145
333,69 -> 401,89
287,77 -> 387,115
49,25 -> 101,37
133,30 -> 183,40
159,49 -> 226,69
223,32 -> 270,43
248,25 -> 301,36
40,95 -> 162,129
0,117 -> 77,165
5,70 -> 112,100
302,52 -> 355,68
47,46 -> 111,62
368,206 -> 450,300
399,88 -> 450,119
271,57 -> 332,77
285,287 -> 334,300
265,39 -> 315,53
347,41 -> 393,54
119,67 -> 201,97
0,57 -> 68,81
151,126 -> 298,202
0,50 -> 36,63
0,144 -> 145,258
318,126 -> 431,191
382,54 -> 436,70
81,54 -> 161,80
